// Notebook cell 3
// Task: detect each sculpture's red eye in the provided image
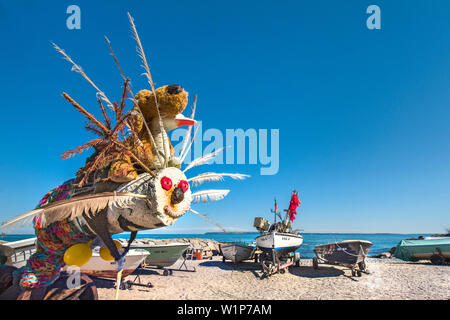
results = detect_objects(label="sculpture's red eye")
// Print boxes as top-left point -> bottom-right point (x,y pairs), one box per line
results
178,180 -> 189,192
161,176 -> 173,190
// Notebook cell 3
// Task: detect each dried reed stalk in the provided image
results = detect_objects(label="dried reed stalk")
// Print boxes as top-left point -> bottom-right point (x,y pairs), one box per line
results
62,92 -> 109,134
52,42 -> 115,111
104,35 -> 164,167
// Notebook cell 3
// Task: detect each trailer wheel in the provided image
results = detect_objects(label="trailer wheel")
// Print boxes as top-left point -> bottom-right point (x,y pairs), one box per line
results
312,257 -> 319,270
294,252 -> 301,266
358,261 -> 367,271
430,254 -> 445,265
280,269 -> 286,274
351,269 -> 356,277
163,270 -> 169,276
356,270 -> 362,277
120,281 -> 132,290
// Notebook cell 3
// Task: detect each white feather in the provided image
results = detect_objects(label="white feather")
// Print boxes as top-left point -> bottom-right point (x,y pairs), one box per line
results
179,96 -> 197,159
188,172 -> 250,186
180,126 -> 199,163
183,147 -> 227,173
191,189 -> 230,204
0,208 -> 43,232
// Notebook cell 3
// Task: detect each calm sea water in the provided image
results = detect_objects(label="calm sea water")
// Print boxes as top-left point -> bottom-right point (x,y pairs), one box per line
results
1,232 -> 431,258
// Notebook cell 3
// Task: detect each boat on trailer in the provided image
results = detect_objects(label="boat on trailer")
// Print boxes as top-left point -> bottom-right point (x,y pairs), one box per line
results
74,248 -> 149,278
254,193 -> 303,276
131,242 -> 194,275
313,240 -> 373,276
220,242 -> 256,265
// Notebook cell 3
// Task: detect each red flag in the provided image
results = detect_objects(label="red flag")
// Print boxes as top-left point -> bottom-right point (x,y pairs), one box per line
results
288,193 -> 301,222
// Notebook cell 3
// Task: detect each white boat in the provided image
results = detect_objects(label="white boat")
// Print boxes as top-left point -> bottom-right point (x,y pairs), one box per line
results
71,248 -> 149,278
255,232 -> 303,258
0,237 -> 37,268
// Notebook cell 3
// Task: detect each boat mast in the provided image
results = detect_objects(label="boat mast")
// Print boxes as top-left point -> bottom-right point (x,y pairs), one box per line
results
270,198 -> 278,225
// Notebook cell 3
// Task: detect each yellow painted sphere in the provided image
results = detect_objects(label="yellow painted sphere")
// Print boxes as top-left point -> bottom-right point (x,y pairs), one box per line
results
99,240 -> 123,261
63,243 -> 92,267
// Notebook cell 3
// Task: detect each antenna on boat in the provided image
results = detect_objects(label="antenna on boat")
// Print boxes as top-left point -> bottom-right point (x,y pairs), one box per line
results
270,198 -> 278,224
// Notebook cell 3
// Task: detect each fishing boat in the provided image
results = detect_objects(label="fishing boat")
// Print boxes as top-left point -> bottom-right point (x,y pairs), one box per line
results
74,248 -> 149,278
254,192 -> 303,276
313,240 -> 373,276
393,238 -> 450,264
220,242 -> 255,264
0,238 -> 36,268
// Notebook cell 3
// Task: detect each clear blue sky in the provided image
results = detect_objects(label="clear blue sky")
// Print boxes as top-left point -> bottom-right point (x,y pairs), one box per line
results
0,0 -> 449,234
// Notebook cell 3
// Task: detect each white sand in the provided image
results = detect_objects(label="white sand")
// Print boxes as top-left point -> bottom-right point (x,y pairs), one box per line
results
95,257 -> 450,300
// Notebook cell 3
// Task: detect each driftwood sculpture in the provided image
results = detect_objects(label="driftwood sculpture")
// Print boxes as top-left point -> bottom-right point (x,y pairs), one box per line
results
0,13 -> 249,299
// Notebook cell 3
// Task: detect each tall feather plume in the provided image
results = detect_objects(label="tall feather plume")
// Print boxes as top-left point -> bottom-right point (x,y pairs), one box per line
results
183,147 -> 227,173
127,12 -> 168,166
189,208 -> 226,232
179,95 -> 197,159
191,189 -> 230,204
188,172 -> 250,186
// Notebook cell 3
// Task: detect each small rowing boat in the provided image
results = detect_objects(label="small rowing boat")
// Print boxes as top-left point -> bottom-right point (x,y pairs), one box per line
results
220,242 -> 255,264
313,240 -> 373,276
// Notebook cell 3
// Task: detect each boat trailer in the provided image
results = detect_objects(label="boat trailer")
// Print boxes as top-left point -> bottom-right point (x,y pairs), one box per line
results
259,250 -> 300,277
141,250 -> 197,276
312,257 -> 370,277
92,274 -> 153,291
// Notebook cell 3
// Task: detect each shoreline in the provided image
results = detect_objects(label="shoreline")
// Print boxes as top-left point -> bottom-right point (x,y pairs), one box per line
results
96,256 -> 450,300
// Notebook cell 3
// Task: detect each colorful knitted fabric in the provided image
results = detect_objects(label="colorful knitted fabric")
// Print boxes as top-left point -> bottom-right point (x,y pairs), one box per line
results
19,179 -> 93,289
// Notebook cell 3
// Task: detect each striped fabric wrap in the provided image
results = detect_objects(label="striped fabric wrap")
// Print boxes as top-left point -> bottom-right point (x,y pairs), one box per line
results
18,179 -> 93,289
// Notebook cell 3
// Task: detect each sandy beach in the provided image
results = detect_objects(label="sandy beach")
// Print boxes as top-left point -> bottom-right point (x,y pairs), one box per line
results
95,257 -> 450,300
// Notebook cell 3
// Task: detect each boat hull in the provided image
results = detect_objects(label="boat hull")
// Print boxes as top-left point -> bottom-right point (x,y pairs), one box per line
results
220,243 -> 255,263
0,238 -> 37,268
256,232 -> 303,257
314,240 -> 373,265
131,243 -> 190,268
68,249 -> 149,278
